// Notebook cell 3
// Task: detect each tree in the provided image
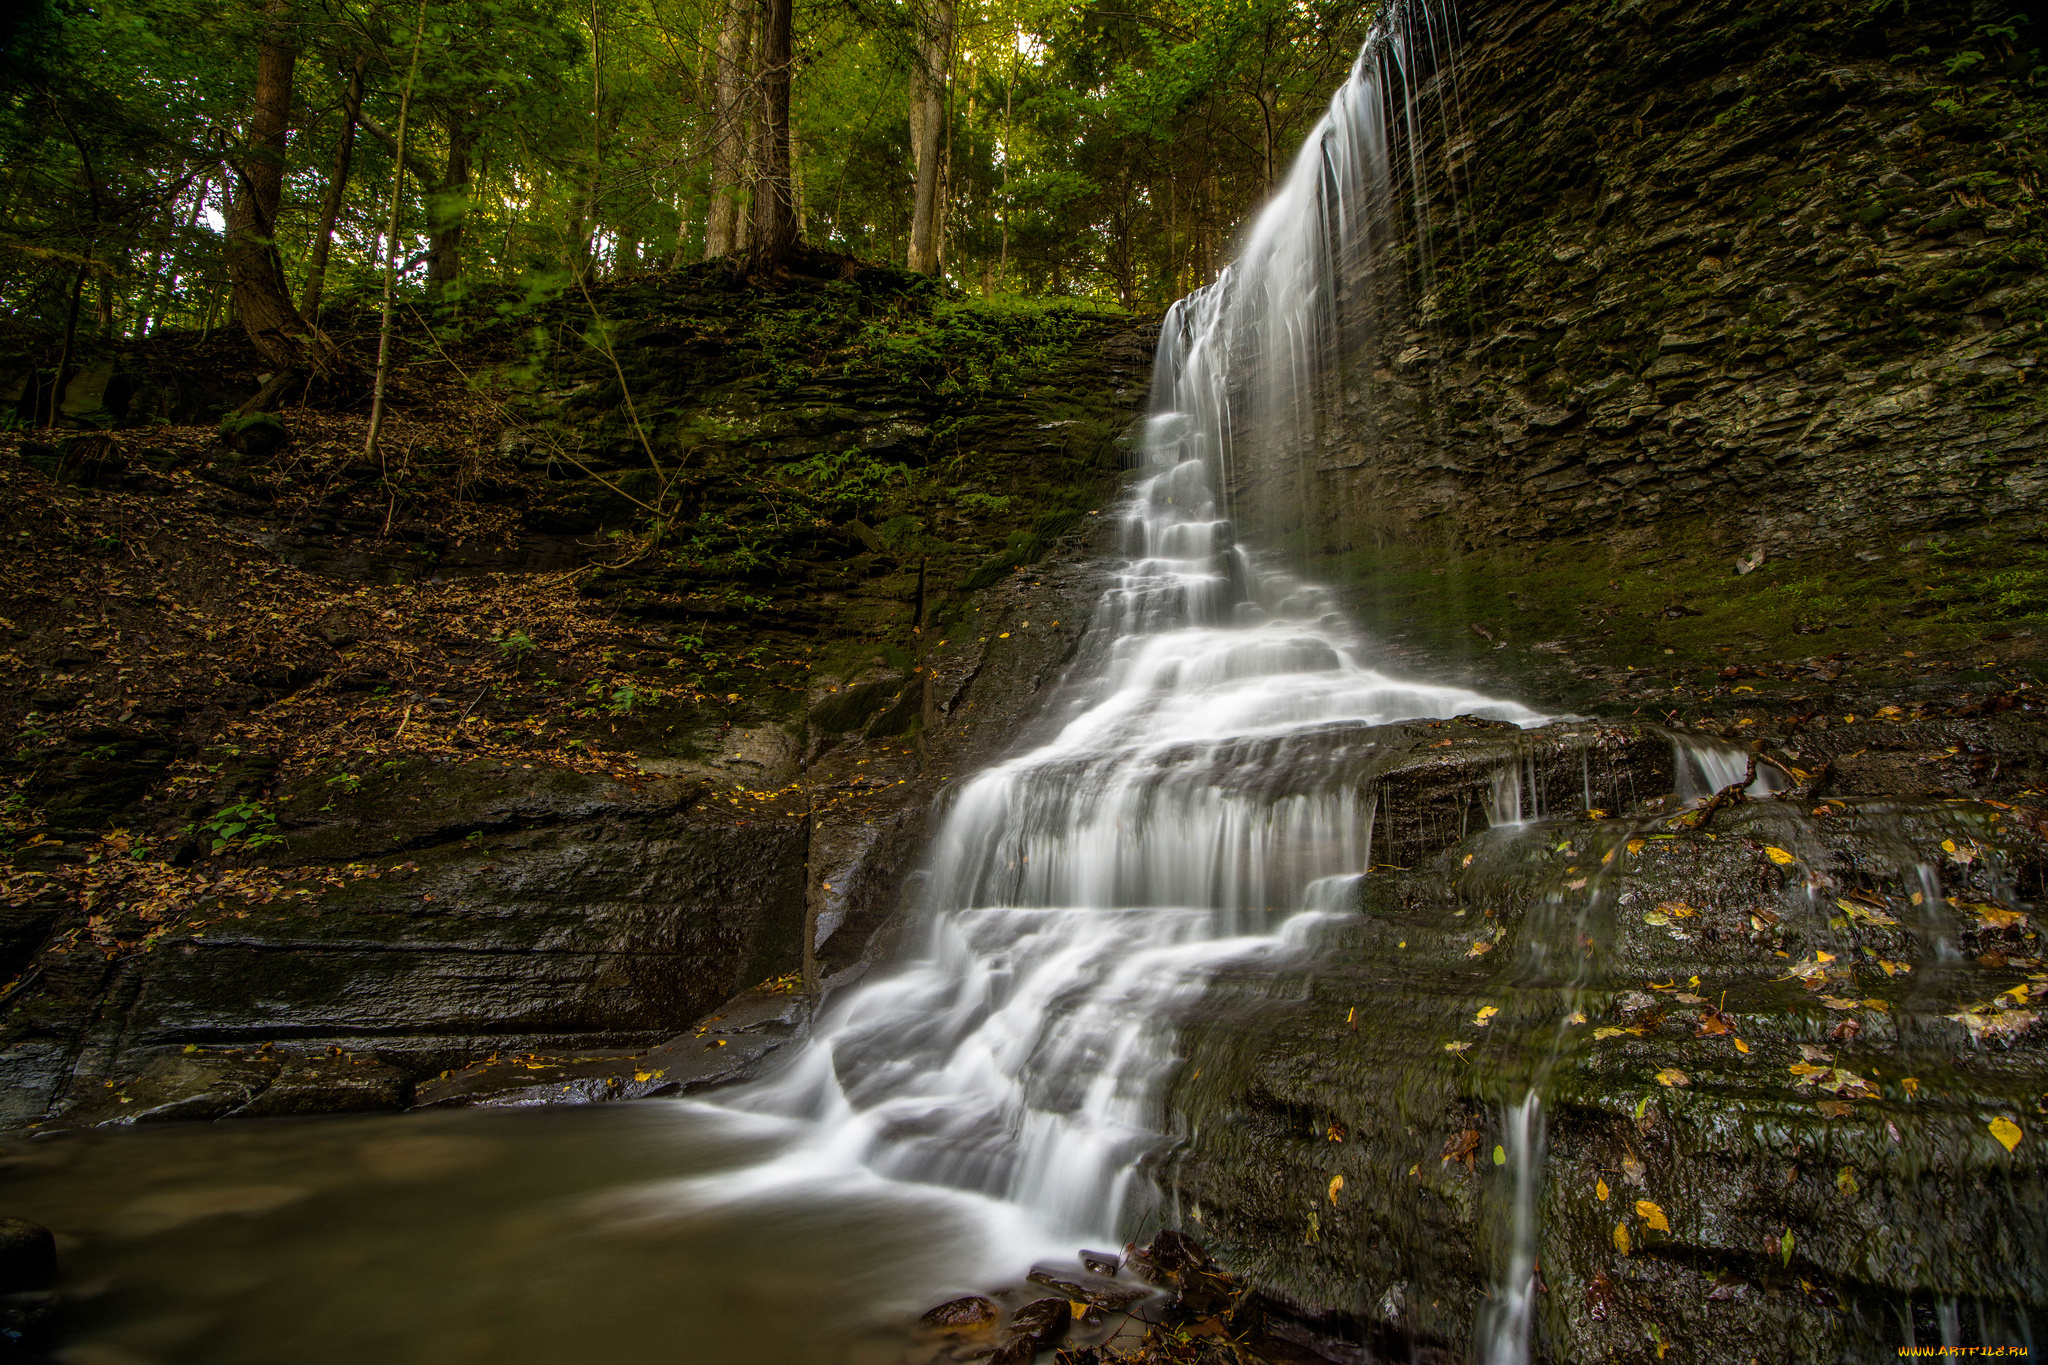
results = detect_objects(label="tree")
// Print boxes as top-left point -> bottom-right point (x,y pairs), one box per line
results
223,0 -> 352,394
747,0 -> 798,270
703,0 -> 753,258
905,0 -> 952,275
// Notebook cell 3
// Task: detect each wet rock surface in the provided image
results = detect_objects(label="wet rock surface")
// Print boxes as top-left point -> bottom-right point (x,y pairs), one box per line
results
0,279 -> 1148,1136
1155,721 -> 2045,1360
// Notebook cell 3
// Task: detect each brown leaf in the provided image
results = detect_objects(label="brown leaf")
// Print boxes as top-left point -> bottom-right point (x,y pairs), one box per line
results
1441,1128 -> 1482,1172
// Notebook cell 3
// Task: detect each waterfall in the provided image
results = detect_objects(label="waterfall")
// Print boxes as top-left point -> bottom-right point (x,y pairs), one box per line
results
708,366 -> 1538,1239
675,0 -> 1558,1344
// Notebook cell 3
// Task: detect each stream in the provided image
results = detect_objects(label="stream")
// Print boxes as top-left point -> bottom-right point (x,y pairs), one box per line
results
8,0 -> 2034,1360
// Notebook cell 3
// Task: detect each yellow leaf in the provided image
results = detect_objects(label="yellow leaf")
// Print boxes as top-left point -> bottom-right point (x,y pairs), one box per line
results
1989,1117 -> 2023,1153
1789,1062 -> 1828,1077
1942,838 -> 1957,854
1467,941 -> 1494,957
1596,1177 -> 1610,1202
1764,846 -> 1796,865
1568,1011 -> 1588,1025
1836,1167 -> 1858,1197
1474,1006 -> 1499,1027
1444,1041 -> 1472,1055
1493,1144 -> 1507,1166
1781,1228 -> 1794,1265
1635,1199 -> 1670,1232
1593,1026 -> 1627,1040
1327,1174 -> 1345,1203
1654,1068 -> 1690,1087
1901,1077 -> 1919,1097
1462,853 -> 1474,867
1734,1038 -> 1751,1054
1614,1222 -> 1631,1255
1627,839 -> 1645,853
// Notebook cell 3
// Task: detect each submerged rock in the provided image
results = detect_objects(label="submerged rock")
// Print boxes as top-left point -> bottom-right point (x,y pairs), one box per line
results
916,1295 -> 997,1336
0,1217 -> 55,1293
1026,1264 -> 1149,1312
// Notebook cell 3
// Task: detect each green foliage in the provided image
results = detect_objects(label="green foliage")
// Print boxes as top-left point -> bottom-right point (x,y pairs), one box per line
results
200,798 -> 283,855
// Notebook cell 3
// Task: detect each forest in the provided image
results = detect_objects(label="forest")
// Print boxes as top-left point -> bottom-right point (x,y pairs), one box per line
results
0,0 -> 1373,386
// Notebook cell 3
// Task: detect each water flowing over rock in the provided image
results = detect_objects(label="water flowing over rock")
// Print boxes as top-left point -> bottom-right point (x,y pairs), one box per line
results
699,0 -> 2044,1357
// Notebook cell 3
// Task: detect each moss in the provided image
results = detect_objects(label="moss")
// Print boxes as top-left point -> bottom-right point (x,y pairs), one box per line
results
1315,518 -> 2048,703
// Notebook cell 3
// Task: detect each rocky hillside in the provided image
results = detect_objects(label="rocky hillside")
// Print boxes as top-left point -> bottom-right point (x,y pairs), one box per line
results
0,264 -> 1153,1128
1231,0 -> 2048,713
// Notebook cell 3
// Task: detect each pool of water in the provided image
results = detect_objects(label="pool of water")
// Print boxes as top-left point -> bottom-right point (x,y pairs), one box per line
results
1,1101 -> 1058,1365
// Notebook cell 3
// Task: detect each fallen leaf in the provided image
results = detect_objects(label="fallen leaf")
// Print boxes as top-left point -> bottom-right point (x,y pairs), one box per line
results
1877,959 -> 1913,977
1444,1041 -> 1473,1056
1964,902 -> 2026,929
1836,1167 -> 1858,1197
1949,1009 -> 2039,1043
1695,1010 -> 1733,1037
1734,1038 -> 1751,1053
1593,1026 -> 1628,1040
1493,1144 -> 1507,1166
1622,1153 -> 1645,1186
1474,1006 -> 1499,1027
1990,1116 -> 2023,1152
1819,995 -> 1862,1011
1635,1199 -> 1670,1232
1656,902 -> 1698,919
1781,1228 -> 1795,1265
1654,1068 -> 1690,1087
1901,1077 -> 1919,1097
1328,1174 -> 1345,1203
1442,1128 -> 1482,1171
1596,1177 -> 1610,1202
1614,1222 -> 1631,1255
1764,846 -> 1797,866
1567,1011 -> 1588,1025
1467,941 -> 1494,957
1627,839 -> 1645,854
1816,1099 -> 1855,1117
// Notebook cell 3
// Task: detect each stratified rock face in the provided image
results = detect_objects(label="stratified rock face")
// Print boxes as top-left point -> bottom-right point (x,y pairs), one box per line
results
1228,0 -> 2047,565
2,766 -> 809,1126
1156,721 -> 2046,1359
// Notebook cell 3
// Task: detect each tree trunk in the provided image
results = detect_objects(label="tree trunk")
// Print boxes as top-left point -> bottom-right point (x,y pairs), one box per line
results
748,0 -> 798,271
905,0 -> 953,275
225,0 -> 348,385
425,109 -> 473,298
703,0 -> 753,259
301,54 -> 365,321
44,266 -> 85,428
365,0 -> 428,461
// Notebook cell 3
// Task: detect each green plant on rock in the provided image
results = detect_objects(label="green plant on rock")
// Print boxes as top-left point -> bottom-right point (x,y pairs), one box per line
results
200,799 -> 284,856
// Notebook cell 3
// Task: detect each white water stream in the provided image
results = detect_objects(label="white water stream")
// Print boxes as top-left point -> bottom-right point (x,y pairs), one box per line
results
662,2 -> 1706,1357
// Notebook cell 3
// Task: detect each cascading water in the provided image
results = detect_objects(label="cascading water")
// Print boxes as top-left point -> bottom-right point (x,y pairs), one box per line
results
701,339 -> 1541,1242
665,2 -> 1739,1356
643,0 -> 1573,1348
